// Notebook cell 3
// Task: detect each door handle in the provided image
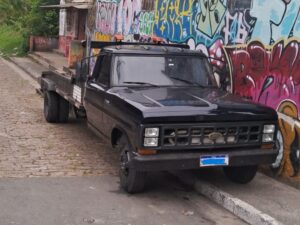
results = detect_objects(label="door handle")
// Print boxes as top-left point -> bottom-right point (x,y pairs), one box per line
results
105,99 -> 110,104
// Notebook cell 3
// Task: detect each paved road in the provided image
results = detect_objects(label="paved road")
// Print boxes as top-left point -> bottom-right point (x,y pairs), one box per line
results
0,58 -> 247,225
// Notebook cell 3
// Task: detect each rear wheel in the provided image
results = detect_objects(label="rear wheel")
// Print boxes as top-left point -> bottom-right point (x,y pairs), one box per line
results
117,136 -> 146,193
58,97 -> 69,123
44,91 -> 59,123
223,165 -> 257,184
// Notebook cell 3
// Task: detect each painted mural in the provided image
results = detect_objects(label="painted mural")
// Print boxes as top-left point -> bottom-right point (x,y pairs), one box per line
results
87,0 -> 300,178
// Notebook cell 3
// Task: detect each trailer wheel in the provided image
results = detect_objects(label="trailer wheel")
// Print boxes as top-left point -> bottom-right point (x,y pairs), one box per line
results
44,91 -> 59,123
58,96 -> 69,123
118,135 -> 146,193
223,165 -> 257,184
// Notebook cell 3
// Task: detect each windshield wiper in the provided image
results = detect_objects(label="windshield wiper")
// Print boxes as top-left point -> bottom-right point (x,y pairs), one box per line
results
169,76 -> 207,87
169,76 -> 194,85
123,81 -> 158,87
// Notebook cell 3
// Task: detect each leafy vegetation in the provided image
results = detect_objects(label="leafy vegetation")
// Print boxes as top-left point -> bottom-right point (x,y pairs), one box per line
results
0,0 -> 59,56
0,25 -> 24,56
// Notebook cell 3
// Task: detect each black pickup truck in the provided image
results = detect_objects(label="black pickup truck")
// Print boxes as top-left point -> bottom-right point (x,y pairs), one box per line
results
40,41 -> 279,193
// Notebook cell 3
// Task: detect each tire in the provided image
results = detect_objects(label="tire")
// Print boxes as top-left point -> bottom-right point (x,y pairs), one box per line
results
44,91 -> 59,123
117,135 -> 146,193
58,96 -> 69,123
223,165 -> 257,184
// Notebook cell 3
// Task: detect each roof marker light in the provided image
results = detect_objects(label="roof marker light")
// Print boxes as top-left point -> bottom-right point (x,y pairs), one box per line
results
151,36 -> 163,44
114,34 -> 124,42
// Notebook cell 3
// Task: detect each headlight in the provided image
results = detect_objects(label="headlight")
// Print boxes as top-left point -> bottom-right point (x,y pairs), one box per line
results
144,138 -> 158,147
262,124 -> 275,142
263,125 -> 275,134
262,134 -> 274,142
145,128 -> 159,137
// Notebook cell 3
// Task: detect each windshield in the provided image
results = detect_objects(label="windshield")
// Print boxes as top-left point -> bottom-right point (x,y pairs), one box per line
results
112,55 -> 217,87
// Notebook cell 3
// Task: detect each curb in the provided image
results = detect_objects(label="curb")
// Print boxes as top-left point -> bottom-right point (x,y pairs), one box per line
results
194,180 -> 283,225
173,171 -> 283,225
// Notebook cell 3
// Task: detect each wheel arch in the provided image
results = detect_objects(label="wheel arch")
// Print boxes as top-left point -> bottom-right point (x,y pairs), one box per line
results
111,126 -> 132,148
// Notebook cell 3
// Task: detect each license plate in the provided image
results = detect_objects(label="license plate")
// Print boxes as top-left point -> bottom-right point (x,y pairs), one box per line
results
200,155 -> 229,167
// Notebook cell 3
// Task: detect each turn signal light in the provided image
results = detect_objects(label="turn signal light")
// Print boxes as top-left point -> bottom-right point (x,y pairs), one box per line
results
261,143 -> 274,149
138,149 -> 157,155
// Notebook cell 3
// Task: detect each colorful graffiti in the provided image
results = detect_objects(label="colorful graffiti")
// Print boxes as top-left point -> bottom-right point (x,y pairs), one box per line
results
87,0 -> 300,178
224,40 -> 300,177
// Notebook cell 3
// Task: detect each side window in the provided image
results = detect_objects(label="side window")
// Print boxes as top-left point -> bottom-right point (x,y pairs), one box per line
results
92,55 -> 104,80
97,55 -> 111,87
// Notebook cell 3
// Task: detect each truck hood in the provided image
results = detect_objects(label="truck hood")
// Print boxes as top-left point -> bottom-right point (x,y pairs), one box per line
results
108,86 -> 277,122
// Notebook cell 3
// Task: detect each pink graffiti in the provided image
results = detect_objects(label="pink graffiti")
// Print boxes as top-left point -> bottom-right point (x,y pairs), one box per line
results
117,0 -> 141,35
226,40 -> 300,117
208,39 -> 226,68
96,2 -> 117,35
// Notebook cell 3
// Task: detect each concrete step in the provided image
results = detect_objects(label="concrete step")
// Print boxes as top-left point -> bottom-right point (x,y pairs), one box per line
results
28,51 -> 75,76
52,48 -> 66,57
27,52 -> 50,69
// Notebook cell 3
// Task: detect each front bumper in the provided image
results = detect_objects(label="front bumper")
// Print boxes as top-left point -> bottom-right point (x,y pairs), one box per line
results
131,147 -> 279,172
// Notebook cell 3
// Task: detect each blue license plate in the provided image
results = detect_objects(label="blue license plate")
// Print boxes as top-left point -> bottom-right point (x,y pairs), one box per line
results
200,155 -> 229,167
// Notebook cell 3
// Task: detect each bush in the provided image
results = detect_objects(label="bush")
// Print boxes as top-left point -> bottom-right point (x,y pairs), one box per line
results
0,0 -> 60,55
0,25 -> 25,56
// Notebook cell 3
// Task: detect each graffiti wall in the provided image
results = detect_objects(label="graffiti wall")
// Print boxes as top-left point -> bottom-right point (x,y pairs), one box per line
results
87,0 -> 300,178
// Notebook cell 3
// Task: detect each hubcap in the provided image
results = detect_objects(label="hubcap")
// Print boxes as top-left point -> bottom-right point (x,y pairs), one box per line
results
272,130 -> 284,169
120,151 -> 130,176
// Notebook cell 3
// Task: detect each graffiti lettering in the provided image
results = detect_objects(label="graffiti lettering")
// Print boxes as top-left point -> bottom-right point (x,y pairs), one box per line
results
196,0 -> 226,38
96,2 -> 117,35
223,12 -> 249,44
139,11 -> 155,35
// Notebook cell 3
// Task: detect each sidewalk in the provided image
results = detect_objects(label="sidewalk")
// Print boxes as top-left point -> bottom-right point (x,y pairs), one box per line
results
29,51 -> 75,75
9,50 -> 74,83
194,169 -> 300,225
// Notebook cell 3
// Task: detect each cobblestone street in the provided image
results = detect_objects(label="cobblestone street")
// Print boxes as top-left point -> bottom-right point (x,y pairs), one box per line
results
0,59 -> 118,178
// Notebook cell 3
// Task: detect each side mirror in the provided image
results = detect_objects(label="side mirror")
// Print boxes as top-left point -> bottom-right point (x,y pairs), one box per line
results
75,61 -> 88,82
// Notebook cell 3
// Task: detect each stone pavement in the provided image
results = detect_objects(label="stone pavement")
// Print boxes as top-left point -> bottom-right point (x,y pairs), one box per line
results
0,58 -> 247,225
0,58 -> 118,178
0,174 -> 247,225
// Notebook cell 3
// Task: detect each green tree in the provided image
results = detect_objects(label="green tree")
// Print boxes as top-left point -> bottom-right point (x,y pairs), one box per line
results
0,0 -> 30,26
0,0 -> 59,36
25,0 -> 60,37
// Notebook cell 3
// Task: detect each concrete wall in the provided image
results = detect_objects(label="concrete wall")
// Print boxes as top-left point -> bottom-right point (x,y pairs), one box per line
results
29,36 -> 58,52
86,0 -> 300,178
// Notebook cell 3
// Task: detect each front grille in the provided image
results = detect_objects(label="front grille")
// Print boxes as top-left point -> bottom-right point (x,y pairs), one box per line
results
162,123 -> 262,148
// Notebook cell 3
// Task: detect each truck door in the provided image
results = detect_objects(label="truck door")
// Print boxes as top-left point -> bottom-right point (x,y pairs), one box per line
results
85,54 -> 111,137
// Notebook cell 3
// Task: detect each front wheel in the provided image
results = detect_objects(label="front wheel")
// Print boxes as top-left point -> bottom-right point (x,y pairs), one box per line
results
223,165 -> 257,184
118,136 -> 146,193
